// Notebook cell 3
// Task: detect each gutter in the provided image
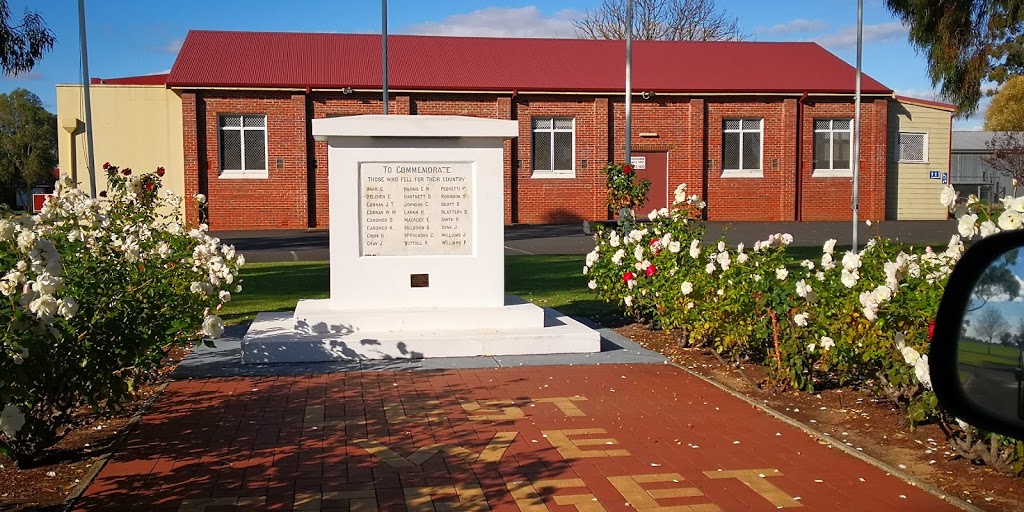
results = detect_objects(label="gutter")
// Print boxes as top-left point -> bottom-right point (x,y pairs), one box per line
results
795,92 -> 808,221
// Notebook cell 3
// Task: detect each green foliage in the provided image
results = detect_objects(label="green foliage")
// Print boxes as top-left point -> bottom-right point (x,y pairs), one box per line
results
885,0 -> 1024,116
0,1 -> 55,75
985,76 -> 1024,130
602,162 -> 651,215
0,88 -> 56,207
586,183 -> 1024,475
0,166 -> 243,465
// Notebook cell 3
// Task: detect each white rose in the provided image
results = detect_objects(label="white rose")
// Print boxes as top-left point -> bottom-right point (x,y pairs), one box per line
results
29,294 -> 58,321
736,253 -> 748,264
840,269 -> 859,288
979,220 -> 1000,238
807,343 -> 816,353
841,251 -> 861,271
914,355 -> 932,389
781,234 -> 794,245
705,263 -> 715,274
668,241 -> 681,253
588,280 -> 597,290
795,279 -> 811,298
0,219 -> 15,242
57,297 -> 78,319
219,290 -> 232,303
957,213 -> 979,238
612,249 -> 626,264
689,240 -> 701,259
634,245 -> 645,262
775,267 -> 789,281
194,193 -> 207,204
823,239 -> 837,254
939,185 -> 958,209
623,295 -> 633,307
793,312 -> 808,327
190,282 -> 205,295
820,336 -> 835,351
202,314 -> 225,338
681,282 -> 693,295
998,209 -> 1023,230
0,404 -> 26,438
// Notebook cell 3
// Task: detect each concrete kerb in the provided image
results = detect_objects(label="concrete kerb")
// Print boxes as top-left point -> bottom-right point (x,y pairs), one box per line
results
667,361 -> 984,512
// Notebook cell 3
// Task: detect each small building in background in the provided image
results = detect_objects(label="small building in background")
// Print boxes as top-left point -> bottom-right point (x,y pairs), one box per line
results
951,131 -> 1018,205
885,96 -> 956,220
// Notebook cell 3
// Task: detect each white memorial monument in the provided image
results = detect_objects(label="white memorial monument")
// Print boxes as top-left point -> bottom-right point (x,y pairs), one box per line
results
241,115 -> 601,363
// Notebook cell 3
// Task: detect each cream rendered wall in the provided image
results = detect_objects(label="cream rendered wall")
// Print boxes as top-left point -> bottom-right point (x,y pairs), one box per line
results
55,85 -> 185,219
886,100 -> 952,220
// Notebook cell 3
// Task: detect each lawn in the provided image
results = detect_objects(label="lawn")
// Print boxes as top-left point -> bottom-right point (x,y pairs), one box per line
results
220,255 -> 622,326
958,339 -> 1021,368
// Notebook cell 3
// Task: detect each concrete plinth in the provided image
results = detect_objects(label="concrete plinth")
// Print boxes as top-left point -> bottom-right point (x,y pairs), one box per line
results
241,304 -> 601,363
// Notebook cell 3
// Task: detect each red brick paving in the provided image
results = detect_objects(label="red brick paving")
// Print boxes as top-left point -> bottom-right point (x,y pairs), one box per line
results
74,364 -> 959,511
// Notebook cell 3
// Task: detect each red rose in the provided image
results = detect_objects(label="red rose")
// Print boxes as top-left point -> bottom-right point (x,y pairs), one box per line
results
928,320 -> 935,341
122,168 -> 132,176
649,239 -> 659,246
145,182 -> 154,191
623,164 -> 633,174
156,167 -> 166,177
645,265 -> 657,277
622,271 -> 634,282
102,162 -> 110,170
99,190 -> 107,197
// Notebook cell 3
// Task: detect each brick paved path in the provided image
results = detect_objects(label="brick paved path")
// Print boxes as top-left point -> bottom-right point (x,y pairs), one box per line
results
75,364 -> 959,511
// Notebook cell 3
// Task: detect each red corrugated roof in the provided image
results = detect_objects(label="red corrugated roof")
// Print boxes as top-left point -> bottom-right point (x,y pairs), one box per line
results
166,30 -> 892,95
895,95 -> 957,112
91,73 -> 169,85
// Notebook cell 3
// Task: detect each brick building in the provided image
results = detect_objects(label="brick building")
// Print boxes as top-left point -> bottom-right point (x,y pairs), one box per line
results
56,30 -> 955,229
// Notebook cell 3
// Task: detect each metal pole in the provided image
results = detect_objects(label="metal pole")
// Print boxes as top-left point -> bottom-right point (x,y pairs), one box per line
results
382,0 -> 389,115
852,0 -> 863,251
624,0 -> 632,167
78,0 -> 97,198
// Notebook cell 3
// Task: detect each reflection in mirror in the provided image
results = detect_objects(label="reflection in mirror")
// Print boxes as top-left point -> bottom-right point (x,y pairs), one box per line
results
960,248 -> 1024,427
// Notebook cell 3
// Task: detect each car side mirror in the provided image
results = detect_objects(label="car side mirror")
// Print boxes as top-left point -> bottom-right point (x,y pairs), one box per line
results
932,229 -> 1024,439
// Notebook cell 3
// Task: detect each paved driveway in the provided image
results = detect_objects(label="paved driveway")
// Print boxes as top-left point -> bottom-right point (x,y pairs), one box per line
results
74,364 -> 959,511
215,220 -> 958,263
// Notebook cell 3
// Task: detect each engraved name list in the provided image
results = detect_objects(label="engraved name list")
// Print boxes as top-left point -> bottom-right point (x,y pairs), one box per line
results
360,162 -> 473,257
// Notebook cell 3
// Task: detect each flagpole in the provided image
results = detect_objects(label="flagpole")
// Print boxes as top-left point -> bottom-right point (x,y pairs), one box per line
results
624,0 -> 633,167
382,0 -> 389,115
78,0 -> 97,198
852,0 -> 863,251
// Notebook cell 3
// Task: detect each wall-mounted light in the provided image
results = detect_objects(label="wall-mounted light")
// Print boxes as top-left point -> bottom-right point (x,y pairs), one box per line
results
341,87 -> 354,94
641,91 -> 655,100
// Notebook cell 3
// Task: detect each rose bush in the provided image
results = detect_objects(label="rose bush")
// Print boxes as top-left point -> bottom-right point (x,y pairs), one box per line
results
587,179 -> 1024,475
0,164 -> 243,464
602,162 -> 651,217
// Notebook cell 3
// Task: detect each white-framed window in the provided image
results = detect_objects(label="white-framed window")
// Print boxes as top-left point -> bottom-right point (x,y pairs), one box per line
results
813,119 -> 853,177
532,117 -> 575,178
722,119 -> 762,177
219,114 -> 268,178
898,132 -> 928,163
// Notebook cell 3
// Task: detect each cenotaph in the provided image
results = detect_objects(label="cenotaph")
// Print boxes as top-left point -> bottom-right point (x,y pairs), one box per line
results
241,115 -> 601,363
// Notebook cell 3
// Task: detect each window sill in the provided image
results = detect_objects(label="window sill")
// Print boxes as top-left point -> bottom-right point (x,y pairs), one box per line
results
811,169 -> 853,178
721,170 -> 763,178
219,171 -> 269,179
531,171 -> 576,179
898,160 -> 929,165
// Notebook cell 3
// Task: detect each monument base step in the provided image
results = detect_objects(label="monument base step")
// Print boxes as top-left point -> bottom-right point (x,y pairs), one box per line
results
240,307 -> 601,363
292,296 -> 544,333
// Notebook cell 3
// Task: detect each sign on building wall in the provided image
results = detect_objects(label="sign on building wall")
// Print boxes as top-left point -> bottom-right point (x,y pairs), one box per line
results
929,170 -> 940,180
630,156 -> 646,170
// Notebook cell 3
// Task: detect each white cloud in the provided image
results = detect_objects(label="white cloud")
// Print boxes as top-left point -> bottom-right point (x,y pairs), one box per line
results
893,87 -> 943,101
756,18 -> 828,35
163,39 -> 183,53
403,6 -> 581,38
816,22 -> 908,49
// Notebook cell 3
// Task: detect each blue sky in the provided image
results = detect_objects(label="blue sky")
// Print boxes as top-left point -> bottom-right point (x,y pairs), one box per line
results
0,0 -> 987,128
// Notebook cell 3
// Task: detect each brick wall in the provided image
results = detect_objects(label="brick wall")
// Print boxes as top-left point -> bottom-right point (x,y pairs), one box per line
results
798,99 -> 888,221
180,90 -> 892,230
192,91 -> 309,230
